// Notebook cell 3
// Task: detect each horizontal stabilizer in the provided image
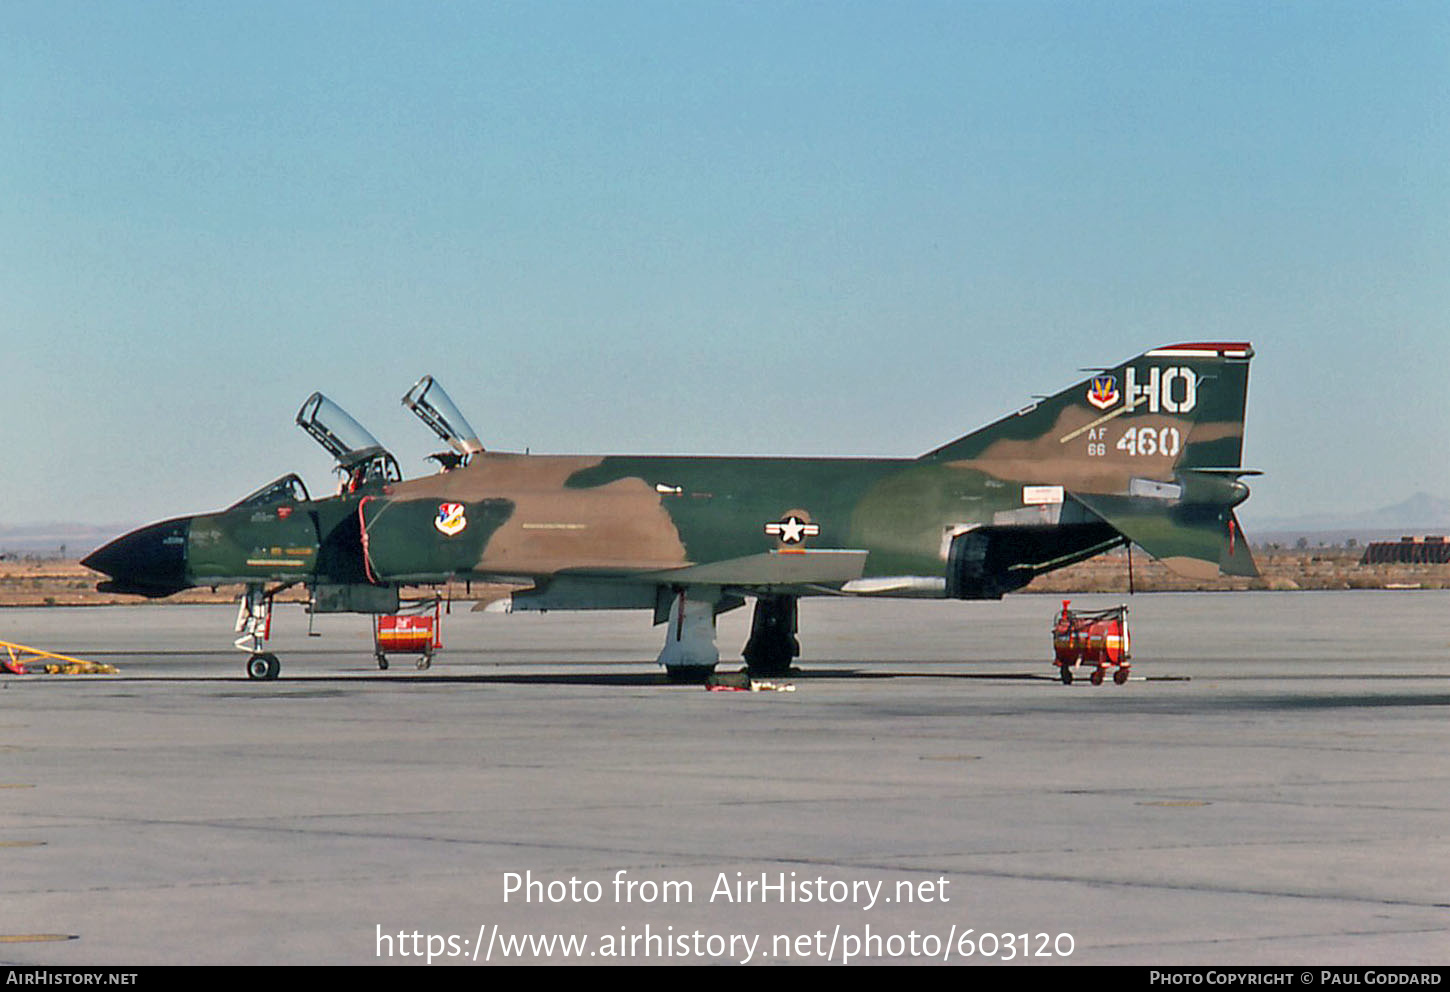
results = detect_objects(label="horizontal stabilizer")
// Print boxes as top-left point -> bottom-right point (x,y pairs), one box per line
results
1072,492 -> 1258,580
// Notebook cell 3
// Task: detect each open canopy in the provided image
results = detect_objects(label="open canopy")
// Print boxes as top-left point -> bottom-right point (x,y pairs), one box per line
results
402,375 -> 484,460
295,392 -> 400,486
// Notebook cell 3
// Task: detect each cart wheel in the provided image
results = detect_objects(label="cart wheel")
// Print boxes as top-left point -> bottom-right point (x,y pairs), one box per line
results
1059,665 -> 1073,685
1090,668 -> 1104,686
416,655 -> 431,671
376,654 -> 389,671
1114,667 -> 1129,685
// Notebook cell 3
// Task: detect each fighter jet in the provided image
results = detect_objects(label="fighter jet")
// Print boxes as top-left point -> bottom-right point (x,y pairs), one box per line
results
83,343 -> 1258,680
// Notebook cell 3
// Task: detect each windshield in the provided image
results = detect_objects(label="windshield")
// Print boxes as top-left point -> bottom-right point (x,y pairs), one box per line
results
229,473 -> 311,509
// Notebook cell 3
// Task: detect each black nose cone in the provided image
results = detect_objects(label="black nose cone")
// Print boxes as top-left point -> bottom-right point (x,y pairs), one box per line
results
82,518 -> 191,597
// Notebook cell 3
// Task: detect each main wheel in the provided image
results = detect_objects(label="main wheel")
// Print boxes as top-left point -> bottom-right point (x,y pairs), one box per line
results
1114,667 -> 1129,685
745,654 -> 794,678
1090,668 -> 1104,686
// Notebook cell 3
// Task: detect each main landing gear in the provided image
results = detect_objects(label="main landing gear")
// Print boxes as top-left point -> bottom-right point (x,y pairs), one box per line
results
657,591 -> 802,683
742,594 -> 800,678
658,590 -> 720,683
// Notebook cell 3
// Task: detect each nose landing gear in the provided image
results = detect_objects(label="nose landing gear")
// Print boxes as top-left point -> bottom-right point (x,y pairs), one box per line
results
237,584 -> 282,680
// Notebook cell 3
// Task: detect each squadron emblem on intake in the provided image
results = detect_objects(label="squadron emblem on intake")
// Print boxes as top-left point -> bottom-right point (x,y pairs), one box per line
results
435,502 -> 467,537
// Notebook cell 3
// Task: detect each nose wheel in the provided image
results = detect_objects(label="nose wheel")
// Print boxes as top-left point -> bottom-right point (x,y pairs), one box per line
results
246,652 -> 281,680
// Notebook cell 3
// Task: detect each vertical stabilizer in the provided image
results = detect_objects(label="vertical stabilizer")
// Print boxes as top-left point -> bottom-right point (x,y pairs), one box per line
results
922,343 -> 1258,580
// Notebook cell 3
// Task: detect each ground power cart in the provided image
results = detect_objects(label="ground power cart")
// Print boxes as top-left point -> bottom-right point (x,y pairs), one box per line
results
374,598 -> 442,670
1052,600 -> 1131,685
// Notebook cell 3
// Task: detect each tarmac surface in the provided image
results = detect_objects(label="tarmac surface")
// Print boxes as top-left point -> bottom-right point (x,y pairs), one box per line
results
0,590 -> 1446,966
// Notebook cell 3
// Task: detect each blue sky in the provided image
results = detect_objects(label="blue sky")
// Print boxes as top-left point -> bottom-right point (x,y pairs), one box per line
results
3,1 -> 1446,530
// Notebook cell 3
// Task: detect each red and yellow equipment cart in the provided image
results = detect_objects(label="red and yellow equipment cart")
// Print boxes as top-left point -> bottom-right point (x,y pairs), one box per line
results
1052,600 -> 1131,685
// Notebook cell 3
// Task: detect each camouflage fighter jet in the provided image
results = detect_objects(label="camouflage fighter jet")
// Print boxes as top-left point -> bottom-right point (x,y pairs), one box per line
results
83,343 -> 1258,680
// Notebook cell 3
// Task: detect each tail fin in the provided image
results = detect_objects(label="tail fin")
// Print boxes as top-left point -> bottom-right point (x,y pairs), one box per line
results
922,342 -> 1253,469
923,343 -> 1258,579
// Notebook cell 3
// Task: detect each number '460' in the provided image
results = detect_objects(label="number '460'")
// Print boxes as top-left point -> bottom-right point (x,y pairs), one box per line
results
1116,427 -> 1181,457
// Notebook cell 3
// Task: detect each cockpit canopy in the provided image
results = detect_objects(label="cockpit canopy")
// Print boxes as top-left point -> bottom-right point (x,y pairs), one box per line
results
402,375 -> 484,470
295,392 -> 401,488
292,378 -> 481,487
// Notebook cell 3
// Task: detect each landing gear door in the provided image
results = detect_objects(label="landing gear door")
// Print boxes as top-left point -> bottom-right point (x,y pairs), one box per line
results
402,376 -> 484,470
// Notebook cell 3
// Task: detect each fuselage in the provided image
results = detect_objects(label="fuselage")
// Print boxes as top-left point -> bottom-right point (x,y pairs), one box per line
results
88,450 -> 1069,593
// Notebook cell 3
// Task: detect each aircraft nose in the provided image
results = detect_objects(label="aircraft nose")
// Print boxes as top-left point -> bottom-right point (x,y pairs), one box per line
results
81,518 -> 191,596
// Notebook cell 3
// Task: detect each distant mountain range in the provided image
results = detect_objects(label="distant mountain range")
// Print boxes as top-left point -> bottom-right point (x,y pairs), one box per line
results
1242,492 -> 1450,544
0,522 -> 132,556
1235,493 -> 1450,539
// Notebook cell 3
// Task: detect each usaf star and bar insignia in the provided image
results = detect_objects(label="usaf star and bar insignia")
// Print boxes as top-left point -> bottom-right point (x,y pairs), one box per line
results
765,514 -> 820,546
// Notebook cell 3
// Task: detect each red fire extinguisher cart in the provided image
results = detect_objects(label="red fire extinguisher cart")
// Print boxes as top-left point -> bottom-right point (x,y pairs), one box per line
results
1052,599 -> 1131,685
